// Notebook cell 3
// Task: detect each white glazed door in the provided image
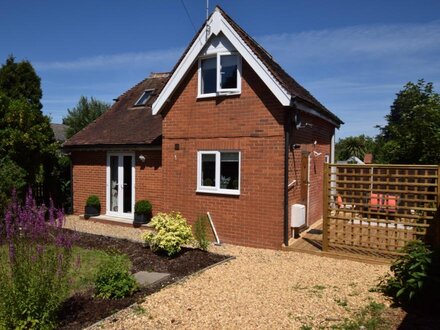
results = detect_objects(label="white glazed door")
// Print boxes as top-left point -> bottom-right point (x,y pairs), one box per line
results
107,154 -> 134,218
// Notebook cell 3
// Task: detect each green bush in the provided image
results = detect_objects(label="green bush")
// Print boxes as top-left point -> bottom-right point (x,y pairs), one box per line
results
142,212 -> 193,256
86,195 -> 100,209
94,254 -> 138,299
193,215 -> 210,250
378,240 -> 432,303
135,200 -> 152,215
0,157 -> 26,212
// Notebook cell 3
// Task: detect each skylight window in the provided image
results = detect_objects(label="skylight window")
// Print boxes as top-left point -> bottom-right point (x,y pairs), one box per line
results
134,90 -> 153,106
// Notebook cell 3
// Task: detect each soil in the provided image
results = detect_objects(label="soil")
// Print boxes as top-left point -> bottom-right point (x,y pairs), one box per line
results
56,230 -> 229,330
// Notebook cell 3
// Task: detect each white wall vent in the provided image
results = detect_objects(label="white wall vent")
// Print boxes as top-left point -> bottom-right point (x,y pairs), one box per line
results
291,204 -> 305,228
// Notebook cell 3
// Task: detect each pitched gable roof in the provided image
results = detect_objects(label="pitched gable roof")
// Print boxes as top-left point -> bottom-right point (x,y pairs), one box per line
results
152,6 -> 343,127
63,73 -> 170,148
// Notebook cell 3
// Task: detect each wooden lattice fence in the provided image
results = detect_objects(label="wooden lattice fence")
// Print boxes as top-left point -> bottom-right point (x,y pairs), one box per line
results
323,164 -> 439,257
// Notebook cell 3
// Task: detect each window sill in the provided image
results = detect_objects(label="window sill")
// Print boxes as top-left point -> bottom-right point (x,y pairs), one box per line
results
196,189 -> 240,196
197,91 -> 241,99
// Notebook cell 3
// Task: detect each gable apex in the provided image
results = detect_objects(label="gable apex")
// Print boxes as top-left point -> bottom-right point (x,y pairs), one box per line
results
152,8 -> 292,115
152,7 -> 343,127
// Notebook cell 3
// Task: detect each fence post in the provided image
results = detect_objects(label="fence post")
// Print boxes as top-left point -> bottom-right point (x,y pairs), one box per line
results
437,165 -> 440,208
322,163 -> 330,251
436,166 -> 440,248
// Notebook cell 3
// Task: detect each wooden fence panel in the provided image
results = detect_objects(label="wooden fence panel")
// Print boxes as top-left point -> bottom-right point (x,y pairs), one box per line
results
323,164 -> 439,257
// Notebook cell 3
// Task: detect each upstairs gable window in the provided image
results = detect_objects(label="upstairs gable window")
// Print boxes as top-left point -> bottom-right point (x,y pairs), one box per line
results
134,89 -> 154,106
198,53 -> 241,97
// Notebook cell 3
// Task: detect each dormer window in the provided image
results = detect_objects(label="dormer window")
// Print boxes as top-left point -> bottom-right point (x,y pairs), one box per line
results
198,53 -> 241,97
134,89 -> 154,106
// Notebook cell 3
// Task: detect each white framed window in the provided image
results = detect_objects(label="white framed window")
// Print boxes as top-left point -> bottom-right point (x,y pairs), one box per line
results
198,53 -> 241,97
197,151 -> 241,195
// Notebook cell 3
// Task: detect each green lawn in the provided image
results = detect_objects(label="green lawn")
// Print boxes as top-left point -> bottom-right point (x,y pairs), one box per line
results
1,244 -> 132,295
70,247 -> 132,294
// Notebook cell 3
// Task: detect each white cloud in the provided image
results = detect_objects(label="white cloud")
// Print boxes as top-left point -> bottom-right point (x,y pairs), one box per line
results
34,48 -> 182,71
257,20 -> 440,64
305,78 -> 402,95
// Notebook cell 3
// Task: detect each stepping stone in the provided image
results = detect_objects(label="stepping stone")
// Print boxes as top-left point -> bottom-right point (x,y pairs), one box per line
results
133,271 -> 170,287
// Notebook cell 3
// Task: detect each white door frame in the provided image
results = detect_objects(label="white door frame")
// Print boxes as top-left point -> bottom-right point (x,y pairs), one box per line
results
106,152 -> 135,219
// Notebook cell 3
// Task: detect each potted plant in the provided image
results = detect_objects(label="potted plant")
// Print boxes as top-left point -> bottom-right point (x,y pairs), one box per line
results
134,200 -> 152,224
84,195 -> 100,219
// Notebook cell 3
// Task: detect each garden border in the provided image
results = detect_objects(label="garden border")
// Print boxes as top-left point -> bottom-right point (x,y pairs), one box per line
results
84,254 -> 235,329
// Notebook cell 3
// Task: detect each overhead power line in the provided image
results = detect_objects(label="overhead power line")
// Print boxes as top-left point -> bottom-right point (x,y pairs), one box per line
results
180,0 -> 197,34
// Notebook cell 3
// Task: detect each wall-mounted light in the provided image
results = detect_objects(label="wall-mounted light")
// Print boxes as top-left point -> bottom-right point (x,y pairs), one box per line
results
139,155 -> 146,163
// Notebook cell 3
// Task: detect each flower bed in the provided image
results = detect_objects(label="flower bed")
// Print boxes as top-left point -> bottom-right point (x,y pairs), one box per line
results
57,230 -> 228,329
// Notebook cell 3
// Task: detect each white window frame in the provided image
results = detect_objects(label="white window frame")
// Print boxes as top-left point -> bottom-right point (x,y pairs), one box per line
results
197,52 -> 242,98
197,150 -> 241,195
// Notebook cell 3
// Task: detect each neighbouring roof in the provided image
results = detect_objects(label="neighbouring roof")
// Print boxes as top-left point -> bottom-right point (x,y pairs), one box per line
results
364,153 -> 373,164
153,6 -> 343,127
51,123 -> 68,142
337,156 -> 365,165
63,72 -> 170,148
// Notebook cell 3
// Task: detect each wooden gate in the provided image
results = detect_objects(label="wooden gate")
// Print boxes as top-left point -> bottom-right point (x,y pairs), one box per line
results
322,164 -> 439,257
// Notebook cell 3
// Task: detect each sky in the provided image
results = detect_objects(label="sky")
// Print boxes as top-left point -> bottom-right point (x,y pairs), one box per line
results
1,0 -> 439,140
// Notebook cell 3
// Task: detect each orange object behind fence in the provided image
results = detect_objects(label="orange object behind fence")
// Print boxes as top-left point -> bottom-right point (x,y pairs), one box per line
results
369,193 -> 382,211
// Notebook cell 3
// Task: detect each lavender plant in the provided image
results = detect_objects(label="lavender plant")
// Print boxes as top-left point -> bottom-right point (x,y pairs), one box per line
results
0,190 -> 77,329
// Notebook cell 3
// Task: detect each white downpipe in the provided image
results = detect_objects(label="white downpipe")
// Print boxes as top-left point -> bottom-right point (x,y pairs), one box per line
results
207,212 -> 221,245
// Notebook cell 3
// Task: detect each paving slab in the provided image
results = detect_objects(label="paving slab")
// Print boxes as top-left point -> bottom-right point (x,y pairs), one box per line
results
133,271 -> 170,287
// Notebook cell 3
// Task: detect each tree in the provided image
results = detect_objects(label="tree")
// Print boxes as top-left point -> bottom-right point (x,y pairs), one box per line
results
0,55 -> 42,110
63,96 -> 110,138
376,80 -> 440,164
335,135 -> 376,161
0,56 -> 57,209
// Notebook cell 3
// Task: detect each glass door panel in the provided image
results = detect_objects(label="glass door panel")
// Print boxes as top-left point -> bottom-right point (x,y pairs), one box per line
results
109,156 -> 119,212
123,156 -> 132,214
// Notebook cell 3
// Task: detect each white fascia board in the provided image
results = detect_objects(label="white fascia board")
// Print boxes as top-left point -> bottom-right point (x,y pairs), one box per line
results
152,10 -> 292,114
152,14 -> 219,115
296,102 -> 341,128
218,16 -> 291,106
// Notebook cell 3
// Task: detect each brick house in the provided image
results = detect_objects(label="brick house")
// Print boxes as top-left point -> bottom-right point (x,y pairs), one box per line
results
64,7 -> 343,249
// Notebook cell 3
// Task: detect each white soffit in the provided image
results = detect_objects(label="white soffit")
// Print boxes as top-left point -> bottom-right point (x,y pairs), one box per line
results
152,9 -> 292,115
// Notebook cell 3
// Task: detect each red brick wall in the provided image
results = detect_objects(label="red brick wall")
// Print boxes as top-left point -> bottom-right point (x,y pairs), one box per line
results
134,150 -> 163,213
288,113 -> 335,231
72,151 -> 106,215
161,60 -> 286,249
71,149 -> 163,216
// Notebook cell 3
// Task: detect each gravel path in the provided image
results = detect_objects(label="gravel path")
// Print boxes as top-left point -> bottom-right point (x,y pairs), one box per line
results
65,216 -> 391,329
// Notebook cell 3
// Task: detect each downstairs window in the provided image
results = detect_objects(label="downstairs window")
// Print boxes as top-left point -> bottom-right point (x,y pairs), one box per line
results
197,151 -> 240,195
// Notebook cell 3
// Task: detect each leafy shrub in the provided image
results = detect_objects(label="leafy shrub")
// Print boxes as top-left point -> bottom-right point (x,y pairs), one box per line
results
86,195 -> 100,209
193,215 -> 210,250
135,200 -> 152,215
141,212 -> 193,256
94,254 -> 138,299
378,240 -> 432,303
0,190 -> 77,329
0,157 -> 26,213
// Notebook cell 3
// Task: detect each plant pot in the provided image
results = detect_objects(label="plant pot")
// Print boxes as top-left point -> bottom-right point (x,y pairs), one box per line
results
134,213 -> 149,224
84,206 -> 100,219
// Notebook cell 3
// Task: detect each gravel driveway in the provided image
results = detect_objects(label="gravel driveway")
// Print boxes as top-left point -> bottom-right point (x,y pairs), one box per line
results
65,216 -> 390,329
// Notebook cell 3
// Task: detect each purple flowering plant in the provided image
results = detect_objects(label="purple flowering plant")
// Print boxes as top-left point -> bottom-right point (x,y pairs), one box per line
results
0,189 -> 77,329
